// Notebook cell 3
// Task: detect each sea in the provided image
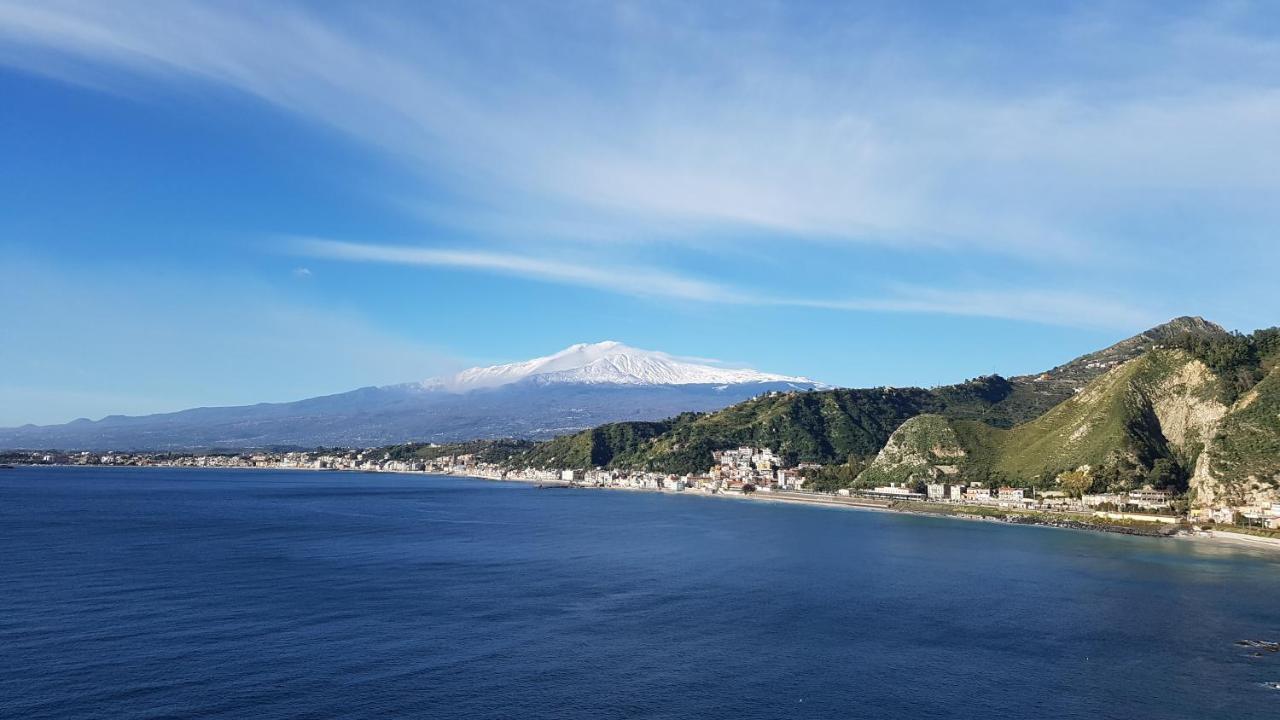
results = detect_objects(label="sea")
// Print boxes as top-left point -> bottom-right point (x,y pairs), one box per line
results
2,466 -> 1278,719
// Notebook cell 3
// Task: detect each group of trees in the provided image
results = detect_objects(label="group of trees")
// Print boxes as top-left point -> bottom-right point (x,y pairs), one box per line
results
800,455 -> 869,493
1053,455 -> 1187,499
1165,327 -> 1280,403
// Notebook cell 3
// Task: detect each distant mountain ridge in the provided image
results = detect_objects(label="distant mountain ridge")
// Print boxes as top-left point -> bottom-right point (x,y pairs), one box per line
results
0,342 -> 825,451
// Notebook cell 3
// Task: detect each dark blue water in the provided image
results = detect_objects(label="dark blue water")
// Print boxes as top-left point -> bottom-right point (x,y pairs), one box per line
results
2,467 -> 1279,719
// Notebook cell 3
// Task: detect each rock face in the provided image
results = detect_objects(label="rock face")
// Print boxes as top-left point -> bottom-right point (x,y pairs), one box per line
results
984,349 -> 1231,487
1189,366 -> 1280,512
850,350 -> 1236,493
858,346 -> 1277,508
1145,354 -> 1229,461
856,415 -> 969,487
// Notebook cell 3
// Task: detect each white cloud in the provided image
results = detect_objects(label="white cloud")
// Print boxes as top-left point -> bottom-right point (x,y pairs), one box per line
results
0,1 -> 1270,330
296,237 -> 746,304
782,288 -> 1160,331
296,237 -> 1156,330
3,1 -> 1279,262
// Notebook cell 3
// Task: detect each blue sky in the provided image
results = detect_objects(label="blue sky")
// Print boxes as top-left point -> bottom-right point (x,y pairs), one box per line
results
2,0 -> 1278,426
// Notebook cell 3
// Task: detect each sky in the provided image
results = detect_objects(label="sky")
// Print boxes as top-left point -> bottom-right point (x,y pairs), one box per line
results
1,0 -> 1278,426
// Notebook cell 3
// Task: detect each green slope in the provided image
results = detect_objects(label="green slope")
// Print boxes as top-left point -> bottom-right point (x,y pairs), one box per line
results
385,439 -> 537,464
993,352 -> 1174,485
518,387 -> 948,473
1194,366 -> 1280,498
517,418 -> 680,469
515,374 -> 1033,474
851,350 -> 1227,493
855,414 -> 971,487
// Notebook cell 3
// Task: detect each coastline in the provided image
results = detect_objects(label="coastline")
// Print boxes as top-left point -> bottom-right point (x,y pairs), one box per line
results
470,473 -> 1280,554
451,472 -> 1280,552
13,463 -> 1278,553
1175,529 -> 1280,551
457,471 -> 1204,542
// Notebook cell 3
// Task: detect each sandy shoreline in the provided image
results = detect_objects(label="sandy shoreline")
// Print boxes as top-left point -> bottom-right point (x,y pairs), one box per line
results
1175,529 -> 1280,551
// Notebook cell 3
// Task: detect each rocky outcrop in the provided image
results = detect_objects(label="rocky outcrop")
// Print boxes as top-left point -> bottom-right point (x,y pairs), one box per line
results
856,415 -> 969,486
1189,366 -> 1280,512
1146,356 -> 1228,456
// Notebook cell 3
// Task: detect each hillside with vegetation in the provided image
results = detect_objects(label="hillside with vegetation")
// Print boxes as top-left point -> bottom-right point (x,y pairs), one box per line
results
510,318 -> 1280,506
516,379 -> 1024,475
987,349 -> 1224,489
384,439 -> 536,464
855,415 -> 973,487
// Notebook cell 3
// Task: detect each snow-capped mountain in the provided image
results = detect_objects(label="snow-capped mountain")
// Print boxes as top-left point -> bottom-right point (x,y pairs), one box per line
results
431,341 -> 819,391
0,342 -> 827,450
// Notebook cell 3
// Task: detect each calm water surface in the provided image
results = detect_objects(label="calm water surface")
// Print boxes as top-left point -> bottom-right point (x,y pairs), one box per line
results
2,466 -> 1278,719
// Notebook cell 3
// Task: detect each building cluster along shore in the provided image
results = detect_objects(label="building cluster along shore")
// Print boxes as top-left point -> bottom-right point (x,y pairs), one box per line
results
9,445 -> 1280,540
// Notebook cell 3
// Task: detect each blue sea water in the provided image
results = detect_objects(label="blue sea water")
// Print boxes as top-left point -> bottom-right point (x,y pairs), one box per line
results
2,467 -> 1279,719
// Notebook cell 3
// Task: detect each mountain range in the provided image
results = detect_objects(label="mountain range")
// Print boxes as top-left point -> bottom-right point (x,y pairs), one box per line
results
0,342 -> 822,450
511,317 -> 1279,514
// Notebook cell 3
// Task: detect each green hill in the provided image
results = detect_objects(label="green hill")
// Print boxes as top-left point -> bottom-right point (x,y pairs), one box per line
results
850,349 -> 1232,494
518,387 -> 950,474
854,414 -> 974,487
515,418 -> 680,470
509,319 -> 1278,506
991,349 -> 1226,489
513,319 -> 1219,474
515,370 -> 1085,476
385,439 -> 536,464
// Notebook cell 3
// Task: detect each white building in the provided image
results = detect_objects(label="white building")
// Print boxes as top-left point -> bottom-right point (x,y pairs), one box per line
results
864,484 -> 926,500
1082,493 -> 1124,508
965,486 -> 992,503
997,487 -> 1029,507
1126,486 -> 1171,510
775,469 -> 804,490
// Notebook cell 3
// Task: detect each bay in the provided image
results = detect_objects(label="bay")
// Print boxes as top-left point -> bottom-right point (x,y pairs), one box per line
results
2,466 -> 1278,719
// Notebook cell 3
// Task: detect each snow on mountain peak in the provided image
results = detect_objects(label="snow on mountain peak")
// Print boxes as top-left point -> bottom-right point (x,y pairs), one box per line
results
424,341 -> 821,392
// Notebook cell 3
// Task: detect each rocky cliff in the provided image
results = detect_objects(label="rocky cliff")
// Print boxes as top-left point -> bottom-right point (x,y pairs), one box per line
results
1189,365 -> 1280,511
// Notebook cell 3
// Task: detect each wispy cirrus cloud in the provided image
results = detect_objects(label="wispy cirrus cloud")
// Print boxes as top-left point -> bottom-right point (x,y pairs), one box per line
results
296,238 -> 747,304
2,1 -> 1272,330
3,1 -> 1280,261
780,288 -> 1160,331
297,238 -> 1158,330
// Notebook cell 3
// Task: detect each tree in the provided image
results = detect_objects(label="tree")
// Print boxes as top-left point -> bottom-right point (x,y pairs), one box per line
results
742,483 -> 757,495
1058,470 -> 1093,499
1146,458 -> 1181,490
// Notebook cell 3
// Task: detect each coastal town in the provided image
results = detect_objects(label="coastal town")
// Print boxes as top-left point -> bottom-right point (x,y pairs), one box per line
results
7,445 -> 1279,537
